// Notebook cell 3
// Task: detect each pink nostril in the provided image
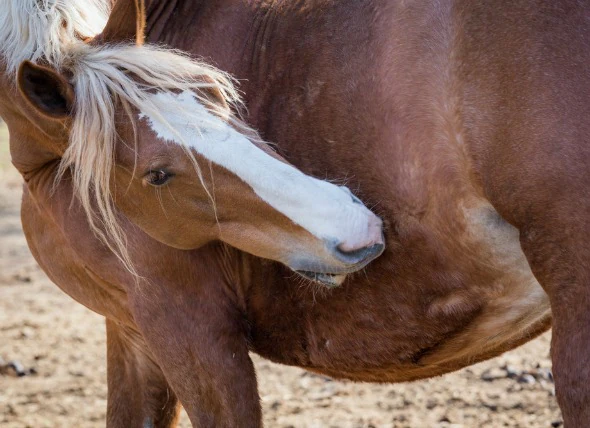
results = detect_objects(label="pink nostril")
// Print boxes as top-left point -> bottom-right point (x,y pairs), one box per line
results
333,214 -> 385,266
337,215 -> 384,253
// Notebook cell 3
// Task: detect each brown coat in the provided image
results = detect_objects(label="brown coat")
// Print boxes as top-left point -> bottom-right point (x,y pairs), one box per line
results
4,0 -> 590,426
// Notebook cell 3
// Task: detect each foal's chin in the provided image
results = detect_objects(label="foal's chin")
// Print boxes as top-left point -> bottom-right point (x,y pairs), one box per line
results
293,270 -> 348,287
288,241 -> 385,288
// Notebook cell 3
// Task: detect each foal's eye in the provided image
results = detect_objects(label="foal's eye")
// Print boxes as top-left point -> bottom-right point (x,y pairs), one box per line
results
145,169 -> 173,186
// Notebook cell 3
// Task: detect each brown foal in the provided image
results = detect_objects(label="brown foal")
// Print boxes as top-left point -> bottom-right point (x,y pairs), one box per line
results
3,0 -> 590,426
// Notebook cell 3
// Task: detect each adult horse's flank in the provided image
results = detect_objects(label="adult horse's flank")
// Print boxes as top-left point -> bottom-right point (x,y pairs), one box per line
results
2,0 -> 590,426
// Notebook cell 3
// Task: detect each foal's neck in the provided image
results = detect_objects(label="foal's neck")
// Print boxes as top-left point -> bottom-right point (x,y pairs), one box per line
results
5,110 -> 66,181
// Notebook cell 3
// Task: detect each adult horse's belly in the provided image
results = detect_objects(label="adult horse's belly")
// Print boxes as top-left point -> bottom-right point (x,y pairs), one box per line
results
250,198 -> 552,383
399,201 -> 551,380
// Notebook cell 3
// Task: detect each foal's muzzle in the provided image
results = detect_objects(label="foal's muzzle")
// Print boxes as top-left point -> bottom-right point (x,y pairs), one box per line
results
293,233 -> 385,287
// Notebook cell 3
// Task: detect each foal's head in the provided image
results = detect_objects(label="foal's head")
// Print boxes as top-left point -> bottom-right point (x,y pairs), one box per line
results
2,0 -> 384,287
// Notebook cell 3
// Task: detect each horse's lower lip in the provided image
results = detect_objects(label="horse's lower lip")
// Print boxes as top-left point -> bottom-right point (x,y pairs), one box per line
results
295,270 -> 347,287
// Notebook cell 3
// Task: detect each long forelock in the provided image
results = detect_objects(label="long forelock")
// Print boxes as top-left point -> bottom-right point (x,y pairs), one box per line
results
59,42 -> 251,276
0,0 -> 110,73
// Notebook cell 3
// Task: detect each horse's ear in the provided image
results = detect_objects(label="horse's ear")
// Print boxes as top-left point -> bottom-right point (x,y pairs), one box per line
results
199,76 -> 229,112
95,0 -> 146,45
17,61 -> 75,120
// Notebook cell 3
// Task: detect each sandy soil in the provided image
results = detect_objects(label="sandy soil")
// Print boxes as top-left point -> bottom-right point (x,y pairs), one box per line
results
0,122 -> 563,427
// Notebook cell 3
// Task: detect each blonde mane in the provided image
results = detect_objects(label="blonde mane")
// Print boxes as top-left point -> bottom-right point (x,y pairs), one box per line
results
59,43 -> 243,275
1,0 -> 253,275
0,0 -> 109,73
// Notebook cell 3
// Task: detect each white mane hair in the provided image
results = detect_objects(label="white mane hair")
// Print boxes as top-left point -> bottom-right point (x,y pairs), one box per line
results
58,42 -> 245,275
0,0 -> 110,73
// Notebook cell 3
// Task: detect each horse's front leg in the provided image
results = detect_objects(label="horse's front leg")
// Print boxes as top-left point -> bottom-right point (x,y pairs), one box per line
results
519,225 -> 590,426
128,264 -> 261,428
106,318 -> 181,428
483,152 -> 590,423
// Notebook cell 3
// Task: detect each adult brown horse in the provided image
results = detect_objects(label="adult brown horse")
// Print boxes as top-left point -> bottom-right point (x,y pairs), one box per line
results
3,0 -> 590,426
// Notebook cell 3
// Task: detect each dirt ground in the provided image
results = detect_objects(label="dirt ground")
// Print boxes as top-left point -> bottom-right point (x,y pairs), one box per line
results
0,122 -> 563,427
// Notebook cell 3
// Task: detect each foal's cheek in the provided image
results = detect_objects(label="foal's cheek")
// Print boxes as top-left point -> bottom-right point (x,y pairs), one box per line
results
152,196 -> 219,249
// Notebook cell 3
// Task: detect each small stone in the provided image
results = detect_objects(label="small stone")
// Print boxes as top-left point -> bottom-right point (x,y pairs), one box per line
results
518,374 -> 536,385
504,365 -> 520,379
20,327 -> 35,338
483,402 -> 498,411
13,273 -> 31,283
1,360 -> 26,377
481,367 -> 505,382
534,368 -> 554,382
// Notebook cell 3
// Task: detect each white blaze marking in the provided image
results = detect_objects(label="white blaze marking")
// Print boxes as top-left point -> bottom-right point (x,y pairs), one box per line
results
140,91 -> 376,248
